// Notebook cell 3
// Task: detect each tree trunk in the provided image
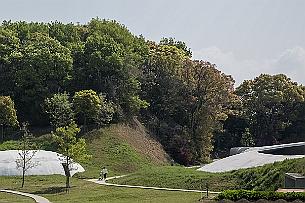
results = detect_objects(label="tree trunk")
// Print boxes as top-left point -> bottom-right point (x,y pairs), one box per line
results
22,169 -> 25,188
65,156 -> 70,193
66,175 -> 70,191
1,124 -> 3,143
22,153 -> 26,188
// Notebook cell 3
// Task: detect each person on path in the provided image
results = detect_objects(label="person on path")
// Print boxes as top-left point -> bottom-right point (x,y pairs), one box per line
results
99,167 -> 108,181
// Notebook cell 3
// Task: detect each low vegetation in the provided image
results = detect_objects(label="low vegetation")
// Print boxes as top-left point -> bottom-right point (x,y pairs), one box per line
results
233,158 -> 305,191
110,158 -> 305,192
110,166 -> 236,191
217,190 -> 305,202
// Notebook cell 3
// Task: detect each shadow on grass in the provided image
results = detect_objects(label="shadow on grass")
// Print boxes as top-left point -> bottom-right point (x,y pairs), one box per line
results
32,186 -> 68,194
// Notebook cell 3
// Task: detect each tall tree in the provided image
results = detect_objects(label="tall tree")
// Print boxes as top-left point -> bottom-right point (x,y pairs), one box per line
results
73,90 -> 101,126
52,122 -> 90,191
182,60 -> 235,162
0,96 -> 19,142
14,33 -> 73,124
44,92 -> 75,128
235,74 -> 305,145
0,28 -> 20,96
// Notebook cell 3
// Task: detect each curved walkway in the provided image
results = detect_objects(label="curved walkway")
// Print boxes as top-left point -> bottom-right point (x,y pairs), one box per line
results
0,189 -> 51,203
87,175 -> 220,194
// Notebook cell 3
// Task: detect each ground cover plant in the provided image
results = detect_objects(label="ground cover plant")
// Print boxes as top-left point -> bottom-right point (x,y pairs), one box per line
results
217,190 -> 305,202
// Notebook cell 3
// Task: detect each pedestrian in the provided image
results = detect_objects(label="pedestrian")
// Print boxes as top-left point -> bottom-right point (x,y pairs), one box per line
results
98,168 -> 103,181
101,166 -> 108,180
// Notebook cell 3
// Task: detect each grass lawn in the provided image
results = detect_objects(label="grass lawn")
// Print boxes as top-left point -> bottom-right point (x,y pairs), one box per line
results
110,158 -> 305,192
0,192 -> 34,203
0,175 -> 210,203
109,166 -> 236,192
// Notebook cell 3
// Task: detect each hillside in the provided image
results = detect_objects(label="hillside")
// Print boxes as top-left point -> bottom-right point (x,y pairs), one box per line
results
79,122 -> 170,178
111,158 -> 305,191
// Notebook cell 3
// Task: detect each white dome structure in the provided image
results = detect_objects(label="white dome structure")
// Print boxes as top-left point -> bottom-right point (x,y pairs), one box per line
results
0,150 -> 85,176
198,142 -> 305,173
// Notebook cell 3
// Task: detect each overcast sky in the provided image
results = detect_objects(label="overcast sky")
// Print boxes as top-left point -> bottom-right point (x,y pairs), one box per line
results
1,0 -> 305,85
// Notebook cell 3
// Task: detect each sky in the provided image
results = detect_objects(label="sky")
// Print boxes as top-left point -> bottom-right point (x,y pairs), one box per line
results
1,0 -> 305,85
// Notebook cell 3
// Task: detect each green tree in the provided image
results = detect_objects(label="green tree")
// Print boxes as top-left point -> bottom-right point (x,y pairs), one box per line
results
14,33 -> 73,124
52,122 -> 90,190
96,93 -> 115,125
0,96 -> 19,142
44,92 -> 75,128
182,60 -> 235,162
236,74 -> 305,145
159,37 -> 192,57
73,90 -> 101,126
240,128 -> 255,147
81,18 -> 149,116
0,28 -> 20,96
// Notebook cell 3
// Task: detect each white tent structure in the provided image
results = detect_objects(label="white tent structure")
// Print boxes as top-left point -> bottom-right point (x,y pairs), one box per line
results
0,150 -> 85,176
198,142 -> 305,173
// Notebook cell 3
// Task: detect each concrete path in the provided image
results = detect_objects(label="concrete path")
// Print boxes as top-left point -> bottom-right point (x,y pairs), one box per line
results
87,176 -> 220,194
0,189 -> 51,203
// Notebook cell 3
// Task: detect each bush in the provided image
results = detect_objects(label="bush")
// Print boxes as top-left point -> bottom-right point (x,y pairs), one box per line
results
34,134 -> 59,151
217,190 -> 305,202
0,140 -> 21,150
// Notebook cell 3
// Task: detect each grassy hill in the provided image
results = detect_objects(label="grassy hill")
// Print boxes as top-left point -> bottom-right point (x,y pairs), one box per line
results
79,122 -> 170,178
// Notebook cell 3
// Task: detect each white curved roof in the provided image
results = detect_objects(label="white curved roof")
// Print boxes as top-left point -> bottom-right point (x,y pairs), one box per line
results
0,150 -> 85,176
198,142 -> 305,173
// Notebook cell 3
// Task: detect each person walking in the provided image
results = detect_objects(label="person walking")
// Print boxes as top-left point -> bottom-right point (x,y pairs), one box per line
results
99,167 -> 108,181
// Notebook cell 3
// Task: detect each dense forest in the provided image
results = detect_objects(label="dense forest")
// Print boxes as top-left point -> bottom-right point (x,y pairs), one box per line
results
0,18 -> 304,165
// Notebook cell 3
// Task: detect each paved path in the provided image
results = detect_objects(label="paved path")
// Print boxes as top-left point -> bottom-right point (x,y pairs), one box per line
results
0,189 -> 51,203
87,176 -> 220,194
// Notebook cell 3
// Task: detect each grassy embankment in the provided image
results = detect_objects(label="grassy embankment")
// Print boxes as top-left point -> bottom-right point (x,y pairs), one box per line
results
111,158 -> 305,191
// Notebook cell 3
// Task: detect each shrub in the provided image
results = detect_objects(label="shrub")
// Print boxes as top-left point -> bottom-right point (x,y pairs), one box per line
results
216,190 -> 305,202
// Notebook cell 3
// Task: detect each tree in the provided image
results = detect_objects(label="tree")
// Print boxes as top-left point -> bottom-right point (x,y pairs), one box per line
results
159,37 -> 192,57
240,128 -> 255,147
44,92 -> 75,128
235,74 -> 305,145
96,93 -> 115,125
0,96 -> 19,142
81,18 -> 149,116
0,28 -> 20,96
52,122 -> 90,191
16,123 -> 38,188
73,90 -> 101,126
14,33 -> 73,125
181,60 -> 235,162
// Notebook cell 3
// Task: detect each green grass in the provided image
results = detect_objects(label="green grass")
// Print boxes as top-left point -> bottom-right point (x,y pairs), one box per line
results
0,192 -> 34,203
232,158 -> 305,191
110,166 -> 237,191
78,126 -> 158,178
110,158 -> 305,192
0,175 -> 205,203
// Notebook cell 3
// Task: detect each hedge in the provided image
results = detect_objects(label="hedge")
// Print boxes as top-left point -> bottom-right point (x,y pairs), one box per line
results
217,190 -> 305,201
